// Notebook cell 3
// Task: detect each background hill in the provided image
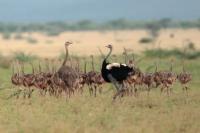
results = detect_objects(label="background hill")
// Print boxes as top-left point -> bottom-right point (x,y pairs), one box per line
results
0,0 -> 199,22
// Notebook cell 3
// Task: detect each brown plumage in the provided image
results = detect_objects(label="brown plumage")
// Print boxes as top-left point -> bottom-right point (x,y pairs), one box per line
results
57,42 -> 78,98
177,64 -> 192,94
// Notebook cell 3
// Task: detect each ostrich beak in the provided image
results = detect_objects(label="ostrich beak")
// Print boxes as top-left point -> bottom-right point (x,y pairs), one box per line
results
65,41 -> 73,46
105,44 -> 111,48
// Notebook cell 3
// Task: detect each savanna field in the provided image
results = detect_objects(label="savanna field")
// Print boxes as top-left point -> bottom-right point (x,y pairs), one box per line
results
0,29 -> 200,133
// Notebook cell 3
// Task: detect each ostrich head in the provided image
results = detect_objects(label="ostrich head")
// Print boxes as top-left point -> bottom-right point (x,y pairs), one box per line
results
105,44 -> 112,49
65,41 -> 72,47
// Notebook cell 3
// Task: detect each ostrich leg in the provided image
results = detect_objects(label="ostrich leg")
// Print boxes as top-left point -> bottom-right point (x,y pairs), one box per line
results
6,89 -> 22,99
107,74 -> 125,100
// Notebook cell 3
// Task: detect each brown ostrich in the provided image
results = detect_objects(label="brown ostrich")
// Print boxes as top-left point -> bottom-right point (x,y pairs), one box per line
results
21,63 -> 36,98
81,56 -> 98,96
10,61 -> 24,98
11,61 -> 23,87
143,72 -> 154,96
87,55 -> 101,96
177,63 -> 192,94
57,41 -> 79,99
125,68 -> 143,96
153,60 -> 177,96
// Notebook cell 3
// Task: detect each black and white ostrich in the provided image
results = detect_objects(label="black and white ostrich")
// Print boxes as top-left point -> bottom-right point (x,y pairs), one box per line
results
101,44 -> 135,100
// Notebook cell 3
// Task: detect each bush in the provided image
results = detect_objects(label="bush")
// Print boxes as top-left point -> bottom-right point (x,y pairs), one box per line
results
26,37 -> 38,44
186,51 -> 200,59
13,52 -> 37,62
14,33 -> 24,40
144,49 -> 200,59
139,37 -> 153,44
2,32 -> 11,40
46,31 -> 61,36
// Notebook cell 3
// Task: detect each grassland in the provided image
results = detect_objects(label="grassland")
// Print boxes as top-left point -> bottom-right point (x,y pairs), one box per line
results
0,54 -> 199,133
0,29 -> 200,57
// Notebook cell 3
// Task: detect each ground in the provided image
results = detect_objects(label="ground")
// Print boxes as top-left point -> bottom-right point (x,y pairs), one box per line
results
0,56 -> 199,133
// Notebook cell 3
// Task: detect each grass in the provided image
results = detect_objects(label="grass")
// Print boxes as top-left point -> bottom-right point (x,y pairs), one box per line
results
0,55 -> 199,133
0,55 -> 11,69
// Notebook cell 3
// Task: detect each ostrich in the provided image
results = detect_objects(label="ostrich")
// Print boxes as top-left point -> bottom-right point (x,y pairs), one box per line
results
177,62 -> 192,95
153,60 -> 177,96
11,61 -> 23,87
57,41 -> 78,98
10,61 -> 24,98
80,57 -> 98,96
101,44 -> 135,100
21,63 -> 35,98
125,67 -> 143,96
86,55 -> 101,97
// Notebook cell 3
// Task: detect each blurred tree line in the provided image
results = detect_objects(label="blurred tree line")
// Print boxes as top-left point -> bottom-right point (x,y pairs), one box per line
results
0,18 -> 200,36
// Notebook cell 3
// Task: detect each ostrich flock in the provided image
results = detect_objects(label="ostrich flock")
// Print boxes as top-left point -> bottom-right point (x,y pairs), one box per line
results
10,42 -> 192,100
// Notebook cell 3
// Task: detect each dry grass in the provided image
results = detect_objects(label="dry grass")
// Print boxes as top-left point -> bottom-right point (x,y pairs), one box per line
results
0,29 -> 200,58
0,57 -> 199,133
0,89 -> 199,133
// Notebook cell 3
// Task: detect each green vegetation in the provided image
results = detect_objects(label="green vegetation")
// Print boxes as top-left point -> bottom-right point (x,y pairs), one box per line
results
2,32 -> 11,40
144,49 -> 200,59
13,52 -> 37,62
139,37 -> 154,44
0,19 -> 200,36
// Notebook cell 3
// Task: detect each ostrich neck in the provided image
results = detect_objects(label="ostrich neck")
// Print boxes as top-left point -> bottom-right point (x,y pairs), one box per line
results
39,62 -> 41,73
62,46 -> 69,66
21,64 -> 25,75
155,65 -> 157,72
170,63 -> 173,72
12,63 -> 14,75
91,57 -> 95,71
31,64 -> 35,74
84,61 -> 87,73
124,53 -> 127,64
104,48 -> 112,63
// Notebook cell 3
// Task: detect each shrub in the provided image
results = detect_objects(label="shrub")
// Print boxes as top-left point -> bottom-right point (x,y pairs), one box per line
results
26,37 -> 38,44
2,32 -> 11,40
144,49 -> 200,59
14,33 -> 24,40
139,37 -> 153,44
13,52 -> 37,62
46,30 -> 61,36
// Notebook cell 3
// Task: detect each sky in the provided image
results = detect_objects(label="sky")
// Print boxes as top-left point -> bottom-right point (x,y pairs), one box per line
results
0,0 -> 199,22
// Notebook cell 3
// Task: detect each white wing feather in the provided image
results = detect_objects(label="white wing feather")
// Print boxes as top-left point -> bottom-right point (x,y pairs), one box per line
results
106,63 -> 120,70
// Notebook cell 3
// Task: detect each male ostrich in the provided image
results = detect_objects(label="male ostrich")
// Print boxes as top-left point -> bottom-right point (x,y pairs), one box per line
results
101,44 -> 134,100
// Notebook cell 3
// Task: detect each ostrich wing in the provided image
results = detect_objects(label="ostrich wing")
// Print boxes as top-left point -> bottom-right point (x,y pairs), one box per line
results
108,65 -> 134,81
